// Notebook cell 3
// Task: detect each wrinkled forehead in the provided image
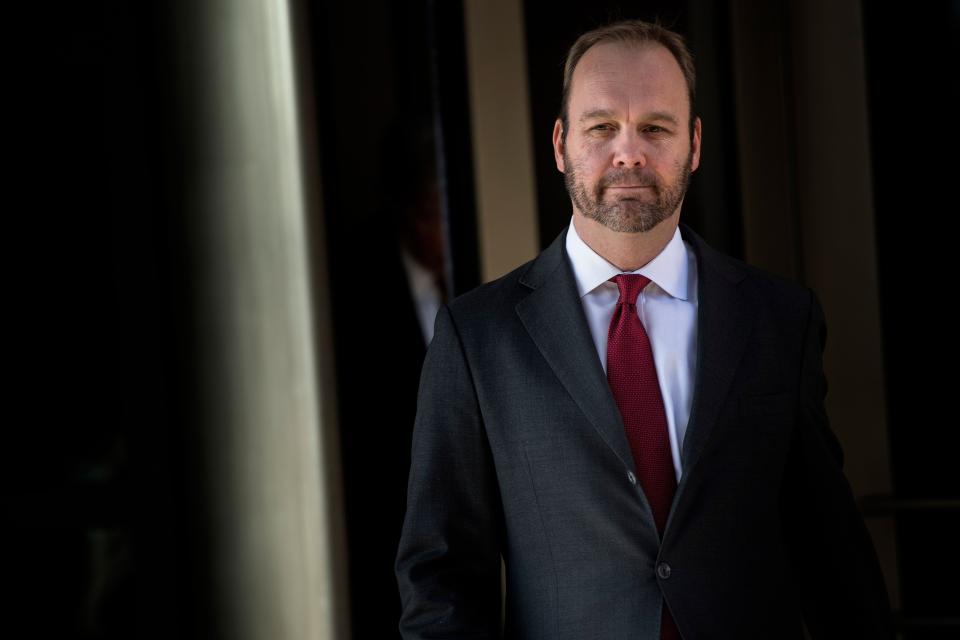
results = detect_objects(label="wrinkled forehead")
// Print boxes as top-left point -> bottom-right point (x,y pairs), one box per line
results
568,41 -> 689,121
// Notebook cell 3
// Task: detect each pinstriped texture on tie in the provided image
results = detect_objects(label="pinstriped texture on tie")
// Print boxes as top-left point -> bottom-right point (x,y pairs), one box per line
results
606,274 -> 680,640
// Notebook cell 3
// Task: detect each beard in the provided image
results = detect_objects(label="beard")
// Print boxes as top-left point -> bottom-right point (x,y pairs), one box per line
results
563,147 -> 692,233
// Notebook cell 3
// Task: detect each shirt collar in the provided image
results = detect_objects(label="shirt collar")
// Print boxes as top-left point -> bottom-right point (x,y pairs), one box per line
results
400,245 -> 439,299
564,214 -> 691,301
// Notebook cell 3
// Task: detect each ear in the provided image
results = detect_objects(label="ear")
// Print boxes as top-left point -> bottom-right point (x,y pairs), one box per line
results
690,116 -> 702,173
552,118 -> 566,173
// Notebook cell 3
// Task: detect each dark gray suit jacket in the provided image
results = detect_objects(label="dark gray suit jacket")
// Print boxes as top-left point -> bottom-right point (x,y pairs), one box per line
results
395,222 -> 893,639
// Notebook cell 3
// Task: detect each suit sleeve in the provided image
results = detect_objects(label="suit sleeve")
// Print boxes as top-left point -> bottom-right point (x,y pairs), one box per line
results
780,288 -> 894,638
395,305 -> 505,639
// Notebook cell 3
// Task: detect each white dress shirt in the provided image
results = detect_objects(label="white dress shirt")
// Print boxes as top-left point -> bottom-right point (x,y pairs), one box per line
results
400,246 -> 443,345
564,216 -> 699,482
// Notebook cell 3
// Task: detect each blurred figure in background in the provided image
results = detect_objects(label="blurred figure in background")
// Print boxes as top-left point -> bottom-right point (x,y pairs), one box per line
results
393,121 -> 448,345
337,114 -> 448,639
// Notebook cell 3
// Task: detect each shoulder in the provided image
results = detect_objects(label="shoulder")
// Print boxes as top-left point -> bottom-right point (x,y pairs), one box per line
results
442,257 -> 539,332
741,259 -> 813,313
688,228 -> 818,330
745,262 -> 819,343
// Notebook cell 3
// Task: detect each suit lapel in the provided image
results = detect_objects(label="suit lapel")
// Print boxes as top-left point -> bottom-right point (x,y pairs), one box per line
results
515,227 -> 637,474
664,223 -> 756,539
515,222 -> 758,539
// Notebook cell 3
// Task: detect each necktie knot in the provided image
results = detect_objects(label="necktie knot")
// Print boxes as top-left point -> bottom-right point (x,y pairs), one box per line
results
610,274 -> 651,307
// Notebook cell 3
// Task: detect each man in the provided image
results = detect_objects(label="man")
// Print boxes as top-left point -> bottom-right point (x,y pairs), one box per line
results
395,19 -> 893,639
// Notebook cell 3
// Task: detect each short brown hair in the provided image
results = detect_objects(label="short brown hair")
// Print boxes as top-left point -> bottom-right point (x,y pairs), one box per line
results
559,18 -> 697,139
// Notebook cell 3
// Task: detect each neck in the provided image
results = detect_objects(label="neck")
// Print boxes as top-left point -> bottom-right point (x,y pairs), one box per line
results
572,209 -> 681,272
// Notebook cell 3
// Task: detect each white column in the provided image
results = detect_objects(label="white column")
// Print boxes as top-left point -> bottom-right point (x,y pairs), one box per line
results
174,0 -> 348,637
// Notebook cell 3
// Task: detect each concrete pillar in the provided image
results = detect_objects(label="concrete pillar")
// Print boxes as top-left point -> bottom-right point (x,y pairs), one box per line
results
170,0 -> 348,637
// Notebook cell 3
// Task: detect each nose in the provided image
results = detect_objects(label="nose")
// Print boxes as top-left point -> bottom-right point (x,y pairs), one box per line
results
612,130 -> 647,168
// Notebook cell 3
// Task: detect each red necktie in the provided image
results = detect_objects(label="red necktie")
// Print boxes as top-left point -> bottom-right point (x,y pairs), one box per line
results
606,274 -> 681,640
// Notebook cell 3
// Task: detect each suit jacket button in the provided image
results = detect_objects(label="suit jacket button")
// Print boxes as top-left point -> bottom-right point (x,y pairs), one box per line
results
656,562 -> 672,580
627,470 -> 637,485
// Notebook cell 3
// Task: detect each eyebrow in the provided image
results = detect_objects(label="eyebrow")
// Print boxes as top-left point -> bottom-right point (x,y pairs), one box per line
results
579,109 -> 680,126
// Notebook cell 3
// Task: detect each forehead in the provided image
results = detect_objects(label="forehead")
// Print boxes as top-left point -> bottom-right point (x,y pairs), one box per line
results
569,41 -> 689,119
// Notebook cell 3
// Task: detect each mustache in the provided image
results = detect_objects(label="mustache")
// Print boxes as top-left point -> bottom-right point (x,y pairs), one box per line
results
598,169 -> 658,189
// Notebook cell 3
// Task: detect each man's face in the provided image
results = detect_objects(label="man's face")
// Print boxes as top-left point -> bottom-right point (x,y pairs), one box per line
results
553,42 -> 702,233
